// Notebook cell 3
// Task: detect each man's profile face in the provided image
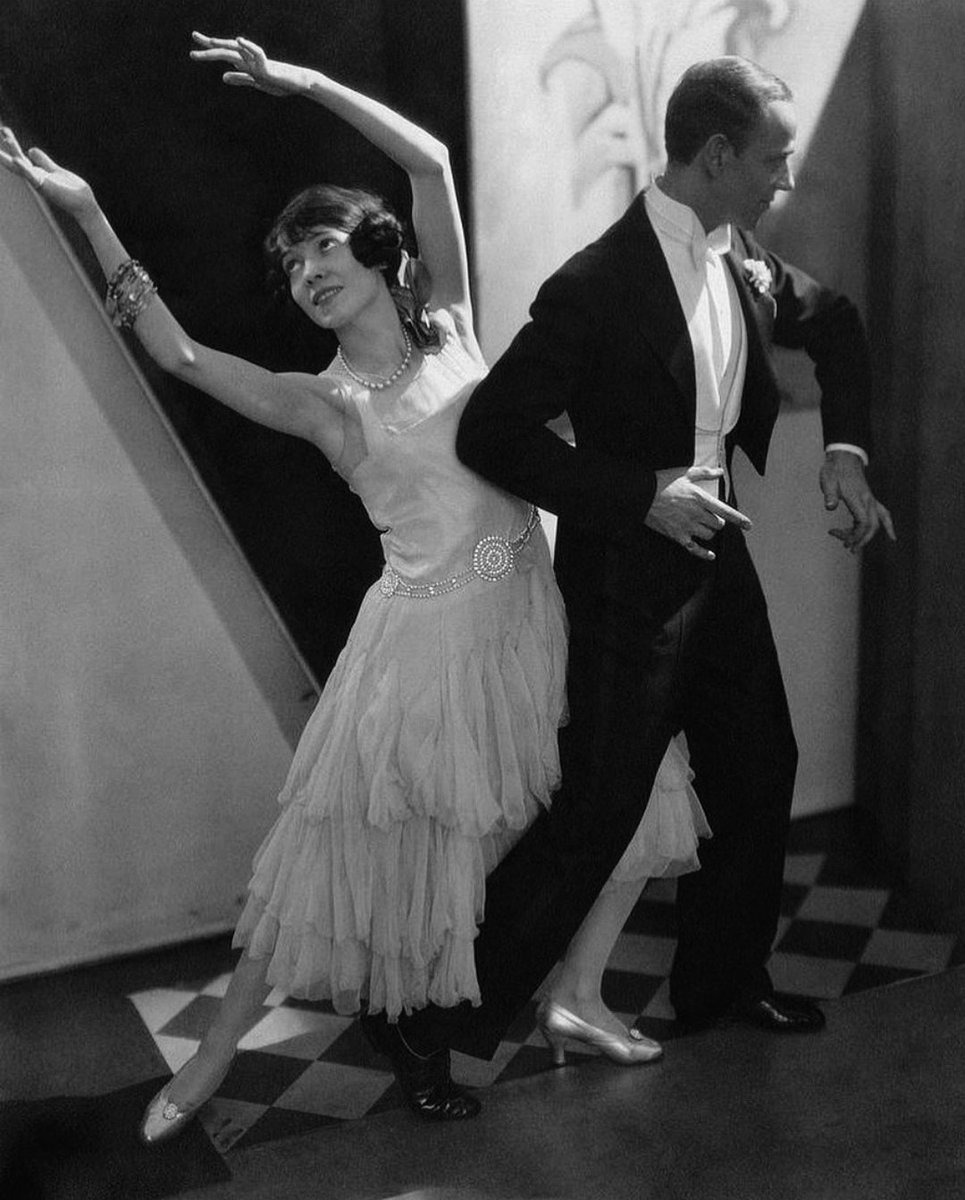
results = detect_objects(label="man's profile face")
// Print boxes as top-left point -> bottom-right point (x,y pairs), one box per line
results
719,99 -> 797,229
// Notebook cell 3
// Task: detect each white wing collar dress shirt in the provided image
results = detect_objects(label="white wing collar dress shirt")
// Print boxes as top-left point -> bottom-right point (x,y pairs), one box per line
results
644,180 -> 868,482
645,179 -> 746,498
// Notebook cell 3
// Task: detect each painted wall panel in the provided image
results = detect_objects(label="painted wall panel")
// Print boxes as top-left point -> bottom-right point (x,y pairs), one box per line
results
0,171 -> 316,978
466,0 -> 869,816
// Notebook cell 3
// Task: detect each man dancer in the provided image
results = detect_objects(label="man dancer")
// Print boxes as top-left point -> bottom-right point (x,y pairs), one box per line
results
366,55 -> 894,1117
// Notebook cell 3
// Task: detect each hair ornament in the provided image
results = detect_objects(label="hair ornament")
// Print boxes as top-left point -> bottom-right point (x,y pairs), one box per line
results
390,252 -> 445,354
349,211 -> 404,270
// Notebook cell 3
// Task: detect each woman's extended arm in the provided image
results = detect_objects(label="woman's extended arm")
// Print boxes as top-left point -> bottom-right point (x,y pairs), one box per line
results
0,127 -> 347,460
190,33 -> 472,324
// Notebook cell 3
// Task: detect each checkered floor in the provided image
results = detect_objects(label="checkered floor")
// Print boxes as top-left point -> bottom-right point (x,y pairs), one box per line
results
128,814 -> 960,1153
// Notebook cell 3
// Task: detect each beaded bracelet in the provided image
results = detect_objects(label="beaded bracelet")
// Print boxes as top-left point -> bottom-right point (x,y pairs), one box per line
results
105,259 -> 157,330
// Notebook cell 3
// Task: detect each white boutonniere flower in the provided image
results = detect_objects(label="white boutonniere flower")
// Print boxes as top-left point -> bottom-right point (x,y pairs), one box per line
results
742,258 -> 773,300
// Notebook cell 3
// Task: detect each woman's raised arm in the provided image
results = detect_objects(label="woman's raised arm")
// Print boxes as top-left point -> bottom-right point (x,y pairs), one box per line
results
190,33 -> 473,323
0,127 -> 347,460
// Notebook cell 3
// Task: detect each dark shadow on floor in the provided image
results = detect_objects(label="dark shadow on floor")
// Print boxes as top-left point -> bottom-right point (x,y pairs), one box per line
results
0,1078 -> 230,1199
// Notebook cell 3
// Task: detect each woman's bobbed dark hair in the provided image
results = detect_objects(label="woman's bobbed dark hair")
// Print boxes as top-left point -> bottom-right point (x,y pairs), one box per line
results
264,184 -> 405,298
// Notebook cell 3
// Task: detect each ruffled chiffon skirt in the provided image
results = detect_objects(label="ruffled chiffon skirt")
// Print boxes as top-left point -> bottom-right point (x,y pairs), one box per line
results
607,734 -> 710,887
233,535 -> 708,1019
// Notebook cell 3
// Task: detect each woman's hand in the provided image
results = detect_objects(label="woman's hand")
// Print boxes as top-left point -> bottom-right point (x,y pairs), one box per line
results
189,32 -> 307,97
0,127 -> 98,220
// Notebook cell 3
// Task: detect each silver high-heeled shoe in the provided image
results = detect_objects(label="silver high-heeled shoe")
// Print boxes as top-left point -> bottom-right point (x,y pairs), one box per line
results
139,1053 -> 234,1145
536,1001 -> 663,1067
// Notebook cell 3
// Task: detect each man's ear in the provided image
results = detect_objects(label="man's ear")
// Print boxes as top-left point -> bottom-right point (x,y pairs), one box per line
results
701,133 -> 733,177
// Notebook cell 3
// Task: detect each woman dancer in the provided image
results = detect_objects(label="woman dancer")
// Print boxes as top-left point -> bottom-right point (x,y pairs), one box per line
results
0,32 -> 707,1133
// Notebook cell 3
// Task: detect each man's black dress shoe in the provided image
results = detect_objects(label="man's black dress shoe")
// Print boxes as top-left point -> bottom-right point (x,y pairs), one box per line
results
358,1014 -> 481,1121
676,993 -> 826,1034
730,993 -> 826,1032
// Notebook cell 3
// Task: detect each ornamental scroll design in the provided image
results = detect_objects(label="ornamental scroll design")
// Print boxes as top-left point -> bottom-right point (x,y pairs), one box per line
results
541,0 -> 795,205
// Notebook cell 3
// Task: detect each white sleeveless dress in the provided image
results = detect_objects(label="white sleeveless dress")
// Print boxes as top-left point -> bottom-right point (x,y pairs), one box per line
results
233,308 -> 709,1019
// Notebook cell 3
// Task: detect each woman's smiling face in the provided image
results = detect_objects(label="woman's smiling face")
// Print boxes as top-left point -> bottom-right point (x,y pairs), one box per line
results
282,227 -> 385,330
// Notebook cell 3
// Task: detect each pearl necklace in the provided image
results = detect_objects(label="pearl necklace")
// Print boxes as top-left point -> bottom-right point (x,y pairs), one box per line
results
336,326 -> 412,390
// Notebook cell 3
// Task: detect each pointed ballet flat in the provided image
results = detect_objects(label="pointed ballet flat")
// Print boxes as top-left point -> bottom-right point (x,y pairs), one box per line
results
139,1081 -> 203,1145
536,1001 -> 663,1067
139,1054 -> 234,1146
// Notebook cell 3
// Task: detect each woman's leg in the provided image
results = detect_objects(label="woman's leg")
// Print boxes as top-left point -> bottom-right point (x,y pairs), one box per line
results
164,949 -> 273,1108
544,875 -> 648,1036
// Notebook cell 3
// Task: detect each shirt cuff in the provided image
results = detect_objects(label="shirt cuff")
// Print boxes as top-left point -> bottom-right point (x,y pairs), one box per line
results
825,443 -> 868,467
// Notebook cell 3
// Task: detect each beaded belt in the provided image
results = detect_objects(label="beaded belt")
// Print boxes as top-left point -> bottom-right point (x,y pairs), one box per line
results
379,506 -> 540,599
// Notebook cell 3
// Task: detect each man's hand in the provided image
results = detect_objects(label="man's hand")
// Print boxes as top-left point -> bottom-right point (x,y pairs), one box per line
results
820,450 -> 896,552
644,466 -> 752,562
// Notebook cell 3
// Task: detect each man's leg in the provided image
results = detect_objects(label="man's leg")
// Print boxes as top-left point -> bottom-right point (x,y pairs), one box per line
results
405,668 -> 675,1055
670,526 -> 801,1024
404,540 -> 718,1059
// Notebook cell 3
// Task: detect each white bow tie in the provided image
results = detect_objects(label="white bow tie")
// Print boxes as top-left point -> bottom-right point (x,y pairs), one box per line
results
690,225 -> 732,271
